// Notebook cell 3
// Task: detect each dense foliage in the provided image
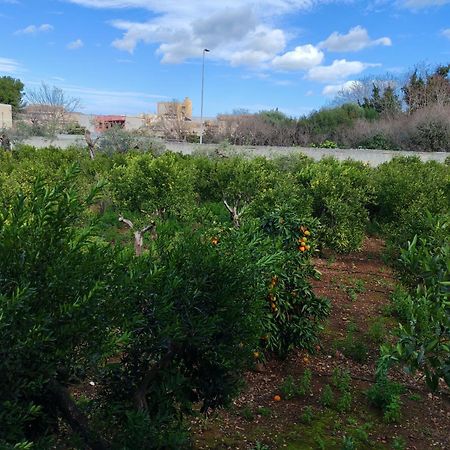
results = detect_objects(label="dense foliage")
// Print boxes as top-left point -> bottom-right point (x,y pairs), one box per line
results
203,64 -> 450,151
0,145 -> 448,448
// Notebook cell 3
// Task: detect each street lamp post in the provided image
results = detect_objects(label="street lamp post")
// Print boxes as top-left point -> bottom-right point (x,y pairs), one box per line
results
200,48 -> 209,144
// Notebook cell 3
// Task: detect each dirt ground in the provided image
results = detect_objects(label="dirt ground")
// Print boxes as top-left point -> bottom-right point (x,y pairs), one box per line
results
190,237 -> 450,450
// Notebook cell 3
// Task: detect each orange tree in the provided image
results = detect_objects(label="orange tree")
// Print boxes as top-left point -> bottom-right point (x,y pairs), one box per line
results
257,208 -> 330,357
209,206 -> 330,359
0,168 -> 271,449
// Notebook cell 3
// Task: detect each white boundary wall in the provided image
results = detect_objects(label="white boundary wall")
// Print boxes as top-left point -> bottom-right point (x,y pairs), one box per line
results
22,135 -> 448,166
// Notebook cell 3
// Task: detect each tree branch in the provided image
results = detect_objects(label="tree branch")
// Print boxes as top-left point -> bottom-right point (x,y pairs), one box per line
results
48,380 -> 109,450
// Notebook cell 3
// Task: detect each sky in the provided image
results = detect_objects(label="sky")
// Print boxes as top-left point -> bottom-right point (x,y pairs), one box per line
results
0,0 -> 449,117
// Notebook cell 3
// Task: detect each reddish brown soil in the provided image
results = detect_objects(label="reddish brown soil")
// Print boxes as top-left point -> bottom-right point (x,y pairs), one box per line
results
191,237 -> 450,450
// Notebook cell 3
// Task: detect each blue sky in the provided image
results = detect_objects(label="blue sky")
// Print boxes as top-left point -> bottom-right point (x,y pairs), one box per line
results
1,0 -> 449,117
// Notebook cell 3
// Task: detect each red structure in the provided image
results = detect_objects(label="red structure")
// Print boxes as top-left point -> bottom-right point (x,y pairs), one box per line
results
95,115 -> 126,132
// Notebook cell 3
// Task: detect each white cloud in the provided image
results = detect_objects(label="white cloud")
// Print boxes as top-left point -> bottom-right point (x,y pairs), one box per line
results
308,59 -> 381,82
442,28 -> 450,39
0,57 -> 22,73
65,0 -> 348,67
15,24 -> 53,35
67,39 -> 84,49
322,80 -> 361,95
401,0 -> 450,8
272,44 -> 324,70
319,26 -> 391,52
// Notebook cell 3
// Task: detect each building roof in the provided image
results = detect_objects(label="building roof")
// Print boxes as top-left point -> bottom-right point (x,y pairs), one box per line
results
95,115 -> 126,121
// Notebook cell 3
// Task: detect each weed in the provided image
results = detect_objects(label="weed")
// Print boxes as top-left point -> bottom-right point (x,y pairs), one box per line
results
251,442 -> 270,450
408,393 -> 422,402
315,436 -> 327,450
337,391 -> 352,412
332,418 -> 343,432
298,368 -> 313,396
367,374 -> 403,411
300,406 -> 315,425
336,325 -> 368,363
367,317 -> 387,344
341,435 -> 356,450
320,384 -> 334,408
391,436 -> 406,450
239,406 -> 255,422
332,368 -> 351,392
280,375 -> 297,400
257,406 -> 272,417
383,395 -> 402,423
353,279 -> 366,293
353,423 -> 372,444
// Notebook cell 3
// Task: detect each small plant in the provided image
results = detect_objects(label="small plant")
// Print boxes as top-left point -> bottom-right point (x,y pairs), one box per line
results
257,406 -> 272,417
337,391 -> 352,412
347,287 -> 358,302
315,436 -> 327,450
391,436 -> 406,450
298,368 -> 313,396
251,442 -> 270,450
341,435 -> 356,450
408,393 -> 422,402
383,395 -> 402,423
320,384 -> 334,408
240,406 -> 255,422
280,375 -> 298,400
336,324 -> 369,363
367,317 -> 388,345
367,373 -> 403,422
354,279 -> 366,293
353,422 -> 372,444
300,406 -> 315,424
332,368 -> 351,392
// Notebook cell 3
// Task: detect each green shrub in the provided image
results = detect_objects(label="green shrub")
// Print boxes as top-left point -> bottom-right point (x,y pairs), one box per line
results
358,133 -> 398,150
110,152 -> 197,219
371,157 -> 449,254
381,217 -> 450,391
366,373 -> 403,415
410,119 -> 450,152
320,384 -> 334,407
298,158 -> 373,252
0,168 -> 122,449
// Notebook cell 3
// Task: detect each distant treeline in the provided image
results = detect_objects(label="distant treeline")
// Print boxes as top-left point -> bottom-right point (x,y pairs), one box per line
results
204,64 -> 450,152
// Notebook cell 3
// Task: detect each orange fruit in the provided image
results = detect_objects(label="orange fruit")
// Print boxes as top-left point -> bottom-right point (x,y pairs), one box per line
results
273,395 -> 281,402
299,246 -> 306,252
211,237 -> 219,245
305,245 -> 311,251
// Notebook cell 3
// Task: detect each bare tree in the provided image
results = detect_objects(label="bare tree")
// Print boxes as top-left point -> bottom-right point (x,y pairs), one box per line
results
333,74 -> 400,107
25,83 -> 81,135
223,198 -> 243,229
84,130 -> 100,160
119,216 -> 157,256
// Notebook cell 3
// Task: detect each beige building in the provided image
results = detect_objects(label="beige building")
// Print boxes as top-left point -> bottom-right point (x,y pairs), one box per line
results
157,97 -> 192,120
0,103 -> 13,129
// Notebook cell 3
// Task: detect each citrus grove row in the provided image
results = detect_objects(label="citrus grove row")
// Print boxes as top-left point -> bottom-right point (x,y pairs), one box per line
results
0,145 -> 448,449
